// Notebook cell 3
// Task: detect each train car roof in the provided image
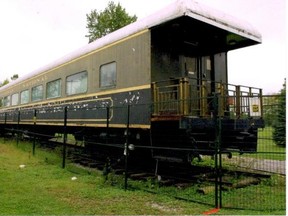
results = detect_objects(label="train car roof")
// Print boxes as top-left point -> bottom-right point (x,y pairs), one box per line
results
1,0 -> 261,91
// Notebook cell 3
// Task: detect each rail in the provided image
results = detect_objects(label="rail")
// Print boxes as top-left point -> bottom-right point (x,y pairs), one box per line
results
152,77 -> 263,119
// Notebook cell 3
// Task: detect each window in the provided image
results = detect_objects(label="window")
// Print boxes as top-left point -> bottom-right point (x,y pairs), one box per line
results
66,71 -> 88,95
100,62 -> 116,88
31,85 -> 43,102
47,79 -> 61,99
3,96 -> 10,107
11,93 -> 19,106
20,90 -> 29,104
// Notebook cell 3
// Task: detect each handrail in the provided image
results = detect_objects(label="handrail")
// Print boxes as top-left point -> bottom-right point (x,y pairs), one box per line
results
152,77 -> 263,119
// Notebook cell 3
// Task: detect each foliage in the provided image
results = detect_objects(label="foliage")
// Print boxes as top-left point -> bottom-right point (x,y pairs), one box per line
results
11,74 -> 19,80
256,127 -> 286,160
0,78 -> 9,88
85,1 -> 137,43
272,79 -> 286,146
0,74 -> 19,107
262,96 -> 279,126
0,74 -> 18,88
0,78 -> 9,107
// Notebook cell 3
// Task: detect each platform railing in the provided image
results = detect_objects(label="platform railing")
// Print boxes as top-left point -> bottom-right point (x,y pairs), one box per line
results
152,77 -> 263,119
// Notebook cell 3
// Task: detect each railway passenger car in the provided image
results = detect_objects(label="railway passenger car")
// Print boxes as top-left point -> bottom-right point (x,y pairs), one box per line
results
0,0 -> 264,163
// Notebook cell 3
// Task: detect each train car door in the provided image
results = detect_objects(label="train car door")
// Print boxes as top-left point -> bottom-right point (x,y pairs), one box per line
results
200,56 -> 213,116
180,55 -> 213,116
179,56 -> 198,115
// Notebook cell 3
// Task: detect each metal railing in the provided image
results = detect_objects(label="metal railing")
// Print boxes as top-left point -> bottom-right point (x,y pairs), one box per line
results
152,77 -> 263,119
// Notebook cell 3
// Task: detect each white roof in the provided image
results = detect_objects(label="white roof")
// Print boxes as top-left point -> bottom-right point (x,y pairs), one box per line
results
1,0 -> 261,91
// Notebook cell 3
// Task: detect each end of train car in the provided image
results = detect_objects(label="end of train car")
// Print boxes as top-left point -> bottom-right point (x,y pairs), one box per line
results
0,0 -> 264,164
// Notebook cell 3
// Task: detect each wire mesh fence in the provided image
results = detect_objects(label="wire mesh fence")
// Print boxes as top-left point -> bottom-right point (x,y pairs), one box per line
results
0,94 -> 285,212
220,152 -> 285,211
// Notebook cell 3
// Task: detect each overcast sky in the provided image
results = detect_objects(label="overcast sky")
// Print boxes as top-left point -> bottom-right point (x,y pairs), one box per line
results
0,0 -> 286,94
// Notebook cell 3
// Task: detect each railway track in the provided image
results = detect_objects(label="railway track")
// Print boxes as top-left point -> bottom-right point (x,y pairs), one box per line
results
35,138 -> 275,194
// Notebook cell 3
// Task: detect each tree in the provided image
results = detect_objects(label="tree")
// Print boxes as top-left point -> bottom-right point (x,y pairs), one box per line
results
11,74 -> 19,81
272,79 -> 286,147
86,1 -> 137,43
0,74 -> 19,88
0,78 -> 9,88
0,78 -> 9,107
263,95 -> 278,126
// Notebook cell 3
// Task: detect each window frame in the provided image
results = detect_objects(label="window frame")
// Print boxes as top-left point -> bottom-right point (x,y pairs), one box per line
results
46,78 -> 61,99
66,71 -> 88,96
31,84 -> 44,102
11,93 -> 19,106
100,62 -> 117,89
20,89 -> 30,104
2,96 -> 10,107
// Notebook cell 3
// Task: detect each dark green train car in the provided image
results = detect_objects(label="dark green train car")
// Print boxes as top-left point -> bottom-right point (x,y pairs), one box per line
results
0,0 -> 264,163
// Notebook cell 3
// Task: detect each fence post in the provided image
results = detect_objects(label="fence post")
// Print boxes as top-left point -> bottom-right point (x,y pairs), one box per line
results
3,112 -> 7,143
213,93 -> 222,208
235,85 -> 241,118
217,114 -> 222,208
62,106 -> 68,169
259,89 -> 263,118
124,105 -> 130,190
32,109 -> 37,155
106,106 -> 110,143
17,111 -> 20,146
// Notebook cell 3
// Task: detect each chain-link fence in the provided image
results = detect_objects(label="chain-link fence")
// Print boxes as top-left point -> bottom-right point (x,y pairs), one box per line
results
0,94 -> 285,212
128,94 -> 286,211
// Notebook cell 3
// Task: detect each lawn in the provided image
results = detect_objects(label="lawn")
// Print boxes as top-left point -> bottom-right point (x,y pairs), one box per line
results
0,139 -> 285,215
227,127 -> 285,160
255,127 -> 286,160
257,127 -> 286,152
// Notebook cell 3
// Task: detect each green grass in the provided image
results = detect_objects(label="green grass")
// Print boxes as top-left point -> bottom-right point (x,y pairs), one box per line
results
258,127 -> 286,151
127,167 -> 285,213
0,140 -> 207,215
255,127 -> 286,160
226,127 -> 286,160
0,139 -> 285,215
